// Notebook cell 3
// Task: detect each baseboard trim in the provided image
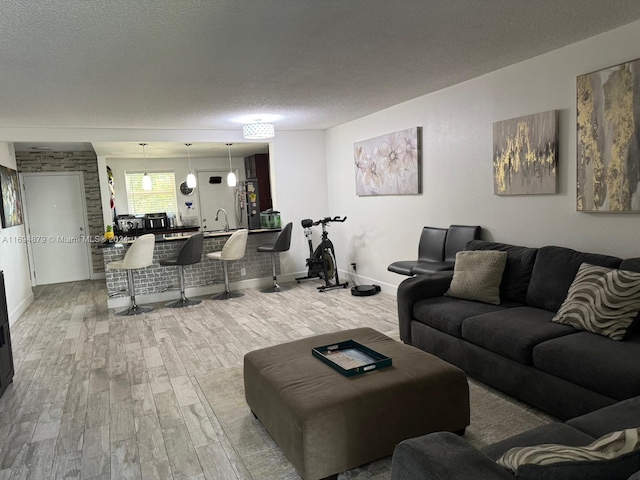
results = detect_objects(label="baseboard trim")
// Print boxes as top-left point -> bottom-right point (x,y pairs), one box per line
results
9,291 -> 35,326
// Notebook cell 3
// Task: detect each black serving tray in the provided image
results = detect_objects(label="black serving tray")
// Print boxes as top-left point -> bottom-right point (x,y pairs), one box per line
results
312,339 -> 392,377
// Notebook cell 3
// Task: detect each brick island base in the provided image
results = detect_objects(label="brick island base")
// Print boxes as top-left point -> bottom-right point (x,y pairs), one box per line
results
243,327 -> 470,480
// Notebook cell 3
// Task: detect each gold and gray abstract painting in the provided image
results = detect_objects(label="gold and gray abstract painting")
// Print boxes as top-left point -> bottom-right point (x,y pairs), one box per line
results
493,110 -> 558,196
577,58 -> 640,212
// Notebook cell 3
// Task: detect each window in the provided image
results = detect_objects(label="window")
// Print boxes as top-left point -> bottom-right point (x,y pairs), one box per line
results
125,172 -> 178,214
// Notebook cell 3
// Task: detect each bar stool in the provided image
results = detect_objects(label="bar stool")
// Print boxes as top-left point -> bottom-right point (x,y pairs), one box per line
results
257,222 -> 293,293
159,233 -> 204,308
206,229 -> 248,300
106,234 -> 155,316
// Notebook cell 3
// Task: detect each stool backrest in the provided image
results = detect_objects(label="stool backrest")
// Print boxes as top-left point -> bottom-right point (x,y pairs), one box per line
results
445,225 -> 481,262
272,222 -> 293,253
176,233 -> 204,265
418,226 -> 447,262
221,229 -> 248,261
122,234 -> 156,269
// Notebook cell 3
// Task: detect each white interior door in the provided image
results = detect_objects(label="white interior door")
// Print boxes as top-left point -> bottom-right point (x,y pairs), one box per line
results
197,170 -> 241,231
22,173 -> 91,285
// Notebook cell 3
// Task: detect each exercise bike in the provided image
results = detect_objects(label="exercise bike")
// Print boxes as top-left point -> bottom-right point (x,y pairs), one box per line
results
295,216 -> 349,292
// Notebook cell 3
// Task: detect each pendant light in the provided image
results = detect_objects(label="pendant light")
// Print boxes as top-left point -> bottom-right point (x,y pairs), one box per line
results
140,143 -> 152,191
185,143 -> 196,188
226,143 -> 237,187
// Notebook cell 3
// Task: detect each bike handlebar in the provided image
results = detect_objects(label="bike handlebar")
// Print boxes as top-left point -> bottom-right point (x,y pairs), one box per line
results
312,216 -> 347,226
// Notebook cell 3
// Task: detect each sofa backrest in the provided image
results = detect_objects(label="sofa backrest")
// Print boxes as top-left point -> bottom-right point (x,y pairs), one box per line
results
465,240 -> 538,304
526,246 -> 622,312
620,258 -> 640,273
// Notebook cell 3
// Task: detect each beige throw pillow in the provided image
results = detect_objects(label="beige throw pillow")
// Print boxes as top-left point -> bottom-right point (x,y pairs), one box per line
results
552,263 -> 640,340
497,427 -> 640,473
445,250 -> 508,305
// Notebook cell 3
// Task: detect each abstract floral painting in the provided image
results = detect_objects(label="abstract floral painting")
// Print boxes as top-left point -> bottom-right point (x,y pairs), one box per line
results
354,127 -> 421,196
0,165 -> 24,228
493,110 -> 558,195
577,58 -> 640,212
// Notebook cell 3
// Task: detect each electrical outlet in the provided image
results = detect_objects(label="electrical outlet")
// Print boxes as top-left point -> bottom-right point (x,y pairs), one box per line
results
241,267 -> 246,276
350,262 -> 357,271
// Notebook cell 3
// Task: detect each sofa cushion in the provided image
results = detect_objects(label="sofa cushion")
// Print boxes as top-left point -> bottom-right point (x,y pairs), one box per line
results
567,396 -> 640,439
526,246 -> 622,312
533,332 -> 640,400
482,423 -> 596,462
620,258 -> 640,273
497,428 -> 640,480
552,263 -> 640,340
445,250 -> 508,305
461,307 -> 577,365
412,297 -> 519,338
466,240 -> 539,304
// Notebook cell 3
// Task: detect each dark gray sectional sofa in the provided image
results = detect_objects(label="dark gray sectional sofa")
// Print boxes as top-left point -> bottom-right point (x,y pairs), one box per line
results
391,395 -> 640,479
397,240 -> 640,421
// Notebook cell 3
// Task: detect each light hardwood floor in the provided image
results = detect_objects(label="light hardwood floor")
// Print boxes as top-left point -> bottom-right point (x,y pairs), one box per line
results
0,278 -> 399,479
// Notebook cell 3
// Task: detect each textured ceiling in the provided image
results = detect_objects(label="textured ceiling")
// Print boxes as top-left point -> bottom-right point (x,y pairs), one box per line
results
1,0 -> 640,133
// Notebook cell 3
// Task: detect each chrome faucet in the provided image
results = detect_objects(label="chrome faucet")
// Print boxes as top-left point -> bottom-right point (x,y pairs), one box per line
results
215,208 -> 229,232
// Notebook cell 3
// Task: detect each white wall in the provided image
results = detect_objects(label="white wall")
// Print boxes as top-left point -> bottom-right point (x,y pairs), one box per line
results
0,143 -> 34,324
269,130 -> 329,277
326,20 -> 640,294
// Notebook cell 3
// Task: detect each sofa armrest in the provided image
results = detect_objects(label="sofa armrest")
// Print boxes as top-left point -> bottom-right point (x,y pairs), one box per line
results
391,432 -> 514,480
397,272 -> 453,344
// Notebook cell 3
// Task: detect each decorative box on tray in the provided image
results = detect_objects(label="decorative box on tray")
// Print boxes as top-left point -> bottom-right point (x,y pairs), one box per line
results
312,339 -> 392,377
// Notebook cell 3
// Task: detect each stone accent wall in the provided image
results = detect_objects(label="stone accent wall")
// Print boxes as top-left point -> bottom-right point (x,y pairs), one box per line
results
15,151 -> 105,274
102,233 -> 279,296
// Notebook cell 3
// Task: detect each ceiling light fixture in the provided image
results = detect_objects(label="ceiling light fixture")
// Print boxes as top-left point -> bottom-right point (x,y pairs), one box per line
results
185,143 -> 196,189
226,143 -> 236,187
140,143 -> 152,191
243,120 -> 275,139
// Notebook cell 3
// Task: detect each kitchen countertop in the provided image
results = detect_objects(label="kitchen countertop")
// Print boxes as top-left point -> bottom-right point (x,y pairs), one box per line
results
99,227 -> 281,248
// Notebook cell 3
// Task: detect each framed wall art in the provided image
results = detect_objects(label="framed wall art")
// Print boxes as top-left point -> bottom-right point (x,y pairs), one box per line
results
0,165 -> 24,228
354,127 -> 422,196
493,110 -> 558,195
577,58 -> 640,212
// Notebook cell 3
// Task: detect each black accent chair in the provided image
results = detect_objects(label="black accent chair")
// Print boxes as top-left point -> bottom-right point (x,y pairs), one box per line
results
388,227 -> 448,276
160,233 -> 204,308
412,224 -> 481,274
257,222 -> 293,293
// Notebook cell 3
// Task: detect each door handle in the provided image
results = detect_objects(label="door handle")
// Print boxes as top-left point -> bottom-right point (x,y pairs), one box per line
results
79,227 -> 84,231
0,327 -> 5,348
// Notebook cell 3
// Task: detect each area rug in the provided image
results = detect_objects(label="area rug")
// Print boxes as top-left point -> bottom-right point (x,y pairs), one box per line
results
196,366 -> 554,480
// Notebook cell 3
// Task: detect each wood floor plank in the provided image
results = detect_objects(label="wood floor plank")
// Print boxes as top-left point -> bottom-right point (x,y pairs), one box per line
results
110,436 -> 141,480
180,402 -> 218,449
162,423 -> 203,479
81,425 -> 110,479
139,457 -> 172,480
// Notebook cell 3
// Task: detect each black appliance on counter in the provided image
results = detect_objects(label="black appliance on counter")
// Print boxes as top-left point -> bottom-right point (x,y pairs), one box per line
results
144,212 -> 168,230
116,214 -> 144,232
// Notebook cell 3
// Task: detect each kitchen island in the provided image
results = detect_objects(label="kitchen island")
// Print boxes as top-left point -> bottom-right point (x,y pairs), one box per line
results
101,229 -> 281,308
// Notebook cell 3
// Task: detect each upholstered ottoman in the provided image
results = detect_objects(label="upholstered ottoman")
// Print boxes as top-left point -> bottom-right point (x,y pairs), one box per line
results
243,327 -> 470,480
